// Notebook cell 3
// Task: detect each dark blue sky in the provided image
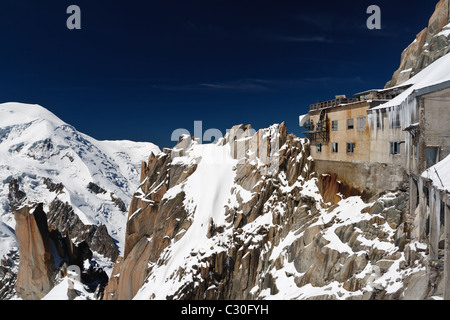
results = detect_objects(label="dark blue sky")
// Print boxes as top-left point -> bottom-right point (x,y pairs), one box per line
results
0,0 -> 437,148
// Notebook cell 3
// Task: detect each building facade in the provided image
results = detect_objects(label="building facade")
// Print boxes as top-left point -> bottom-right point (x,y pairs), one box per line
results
300,87 -> 410,193
300,67 -> 450,298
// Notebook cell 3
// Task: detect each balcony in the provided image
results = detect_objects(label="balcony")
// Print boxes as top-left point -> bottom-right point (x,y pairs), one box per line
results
309,97 -> 359,112
303,111 -> 329,143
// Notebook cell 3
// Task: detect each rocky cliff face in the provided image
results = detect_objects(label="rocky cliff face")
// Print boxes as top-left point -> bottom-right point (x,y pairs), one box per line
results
0,178 -> 120,300
11,186 -> 110,300
103,124 -> 441,300
14,203 -> 55,300
386,0 -> 450,88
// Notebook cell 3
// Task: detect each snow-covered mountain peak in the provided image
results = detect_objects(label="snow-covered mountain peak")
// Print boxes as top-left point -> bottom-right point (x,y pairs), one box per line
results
0,102 -> 160,267
0,102 -> 65,128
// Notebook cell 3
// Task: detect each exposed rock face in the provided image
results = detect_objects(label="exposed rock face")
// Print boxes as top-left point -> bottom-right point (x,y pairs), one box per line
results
14,203 -> 55,300
104,146 -> 194,300
385,0 -> 450,88
103,123 -> 438,300
0,250 -> 18,300
317,173 -> 372,205
6,179 -> 113,300
47,197 -> 119,262
13,201 -> 111,300
104,123 -> 296,299
8,179 -> 26,209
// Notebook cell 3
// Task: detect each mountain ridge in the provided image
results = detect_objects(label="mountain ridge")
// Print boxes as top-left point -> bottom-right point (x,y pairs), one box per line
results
104,123 -> 438,300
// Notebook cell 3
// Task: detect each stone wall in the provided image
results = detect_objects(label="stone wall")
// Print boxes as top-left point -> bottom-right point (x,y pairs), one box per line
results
314,159 -> 408,196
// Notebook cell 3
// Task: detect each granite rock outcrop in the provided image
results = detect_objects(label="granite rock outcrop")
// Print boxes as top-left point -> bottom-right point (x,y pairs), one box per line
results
386,0 -> 450,88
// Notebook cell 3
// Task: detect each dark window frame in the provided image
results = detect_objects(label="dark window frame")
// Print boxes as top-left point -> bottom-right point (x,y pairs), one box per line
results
331,120 -> 338,131
316,143 -> 322,153
347,118 -> 354,130
347,142 -> 355,153
332,142 -> 338,153
390,141 -> 402,155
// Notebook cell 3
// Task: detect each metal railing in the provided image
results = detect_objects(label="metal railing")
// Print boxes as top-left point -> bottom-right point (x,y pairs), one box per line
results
309,97 -> 360,111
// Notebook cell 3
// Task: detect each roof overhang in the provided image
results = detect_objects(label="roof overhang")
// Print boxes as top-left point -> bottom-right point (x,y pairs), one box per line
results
299,114 -> 310,127
414,79 -> 450,97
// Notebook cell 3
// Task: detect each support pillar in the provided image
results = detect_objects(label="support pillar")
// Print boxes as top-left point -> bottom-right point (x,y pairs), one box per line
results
418,178 -> 427,241
409,176 -> 417,215
409,176 -> 418,239
429,187 -> 439,260
444,193 -> 450,300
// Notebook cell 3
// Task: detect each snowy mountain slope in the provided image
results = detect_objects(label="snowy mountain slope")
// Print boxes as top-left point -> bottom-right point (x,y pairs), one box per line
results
103,123 -> 436,300
0,220 -> 15,264
0,102 -> 160,263
134,141 -> 240,299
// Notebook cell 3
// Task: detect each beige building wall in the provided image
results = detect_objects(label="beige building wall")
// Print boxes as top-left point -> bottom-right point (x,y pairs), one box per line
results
309,102 -> 371,163
305,84 -> 450,195
305,100 -> 409,193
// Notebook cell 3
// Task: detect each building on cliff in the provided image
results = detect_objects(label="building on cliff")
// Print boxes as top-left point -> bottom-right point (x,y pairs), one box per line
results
299,83 -> 412,194
300,51 -> 450,299
300,0 -> 450,196
300,51 -> 450,192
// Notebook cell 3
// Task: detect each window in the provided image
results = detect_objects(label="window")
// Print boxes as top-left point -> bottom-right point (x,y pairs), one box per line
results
331,120 -> 338,131
390,114 -> 401,128
390,142 -> 402,155
316,143 -> 322,153
425,146 -> 440,168
347,118 -> 354,130
357,117 -> 366,130
347,142 -> 355,153
376,117 -> 383,129
332,142 -> 338,153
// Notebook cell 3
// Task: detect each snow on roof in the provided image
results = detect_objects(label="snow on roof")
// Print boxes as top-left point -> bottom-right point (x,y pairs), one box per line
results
373,52 -> 450,111
421,154 -> 450,193
353,89 -> 383,96
299,114 -> 309,126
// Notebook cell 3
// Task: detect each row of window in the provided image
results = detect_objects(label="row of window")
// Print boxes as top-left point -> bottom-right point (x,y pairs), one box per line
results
331,117 -> 366,131
330,115 -> 402,131
316,141 -> 403,155
316,142 -> 355,153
